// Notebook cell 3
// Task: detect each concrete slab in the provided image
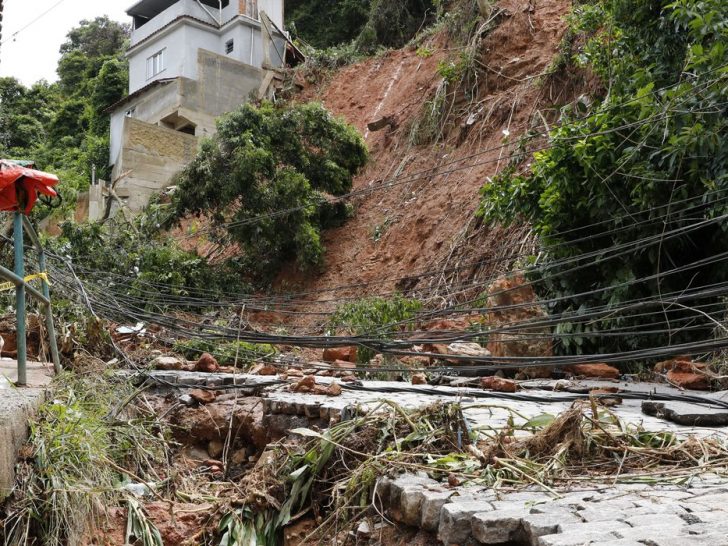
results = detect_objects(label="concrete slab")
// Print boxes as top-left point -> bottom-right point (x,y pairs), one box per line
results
0,359 -> 53,501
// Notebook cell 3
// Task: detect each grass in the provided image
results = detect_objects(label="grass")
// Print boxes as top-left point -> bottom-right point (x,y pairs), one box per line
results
2,370 -> 170,546
230,398 -> 728,542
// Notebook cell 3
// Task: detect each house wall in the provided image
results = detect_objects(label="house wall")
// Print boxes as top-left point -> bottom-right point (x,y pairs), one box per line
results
130,0 -> 219,46
112,117 -> 198,213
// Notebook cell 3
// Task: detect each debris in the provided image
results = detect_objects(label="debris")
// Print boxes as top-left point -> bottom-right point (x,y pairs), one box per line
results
323,346 -> 357,363
179,394 -> 195,406
195,353 -> 220,373
326,382 -> 342,396
367,115 -> 397,132
480,376 -> 518,392
411,373 -> 428,385
565,363 -> 620,379
207,440 -> 224,459
332,359 -> 357,370
257,364 -> 278,376
116,322 -> 146,335
291,376 -> 317,393
447,342 -> 492,358
189,389 -> 216,404
654,357 -> 711,390
150,355 -> 185,370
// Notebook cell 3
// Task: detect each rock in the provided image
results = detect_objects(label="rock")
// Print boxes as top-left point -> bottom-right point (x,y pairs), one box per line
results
179,394 -> 195,406
323,346 -> 358,363
257,365 -> 278,376
195,353 -> 219,373
326,382 -> 342,396
411,373 -> 428,385
655,357 -> 711,390
332,359 -> 357,370
207,440 -> 224,459
151,355 -> 185,370
231,449 -> 248,465
654,356 -> 705,374
485,275 -> 553,378
341,374 -> 357,382
291,376 -> 316,393
367,114 -> 397,132
189,389 -> 216,404
667,370 -> 710,390
480,376 -> 518,392
287,368 -> 304,377
447,342 -> 491,358
566,363 -> 620,379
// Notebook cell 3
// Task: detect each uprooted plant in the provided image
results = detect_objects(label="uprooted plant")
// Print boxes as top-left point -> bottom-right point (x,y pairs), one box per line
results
222,398 -> 728,544
1,371 -> 171,546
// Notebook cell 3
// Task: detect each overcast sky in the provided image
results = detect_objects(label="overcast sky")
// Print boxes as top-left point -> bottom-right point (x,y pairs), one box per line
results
0,0 -> 132,86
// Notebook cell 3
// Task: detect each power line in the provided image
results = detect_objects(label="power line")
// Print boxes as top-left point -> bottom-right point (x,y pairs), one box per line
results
0,0 -> 69,46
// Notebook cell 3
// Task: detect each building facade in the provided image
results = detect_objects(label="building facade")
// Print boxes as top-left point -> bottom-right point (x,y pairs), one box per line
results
93,0 -> 287,220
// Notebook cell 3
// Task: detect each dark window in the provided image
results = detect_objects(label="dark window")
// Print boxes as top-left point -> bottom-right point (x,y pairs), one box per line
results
225,39 -> 234,54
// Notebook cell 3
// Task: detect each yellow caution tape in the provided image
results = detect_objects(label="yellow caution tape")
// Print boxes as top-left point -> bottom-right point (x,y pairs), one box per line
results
0,272 -> 50,293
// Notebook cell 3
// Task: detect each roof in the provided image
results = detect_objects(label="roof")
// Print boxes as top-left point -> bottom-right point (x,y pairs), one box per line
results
104,77 -> 177,114
127,0 -> 223,18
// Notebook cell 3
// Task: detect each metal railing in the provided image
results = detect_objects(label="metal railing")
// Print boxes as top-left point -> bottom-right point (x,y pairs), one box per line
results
0,212 -> 61,385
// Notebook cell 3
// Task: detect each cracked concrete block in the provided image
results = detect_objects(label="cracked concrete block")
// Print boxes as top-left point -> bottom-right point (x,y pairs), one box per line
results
558,520 -> 630,536
471,509 -> 524,544
420,488 -> 454,531
438,501 -> 493,545
537,529 -> 619,546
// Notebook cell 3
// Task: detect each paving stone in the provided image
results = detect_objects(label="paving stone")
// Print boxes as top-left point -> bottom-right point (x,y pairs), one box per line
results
640,535 -> 728,546
420,488 -> 455,531
558,520 -> 631,536
623,513 -> 687,529
399,487 -> 425,526
613,524 -> 686,542
522,512 -> 584,539
537,529 -> 620,546
471,509 -> 524,544
438,501 -> 494,545
573,507 -> 630,523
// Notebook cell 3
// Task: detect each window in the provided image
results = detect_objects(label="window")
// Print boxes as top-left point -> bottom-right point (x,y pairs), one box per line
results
146,49 -> 165,80
225,39 -> 234,54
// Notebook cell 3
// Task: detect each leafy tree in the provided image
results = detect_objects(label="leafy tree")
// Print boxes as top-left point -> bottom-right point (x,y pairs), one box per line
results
479,0 -> 728,355
286,0 -> 437,52
59,16 -> 130,59
172,101 -> 368,281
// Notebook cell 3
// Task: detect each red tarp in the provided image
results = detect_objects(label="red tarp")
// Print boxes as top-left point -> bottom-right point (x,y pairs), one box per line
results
0,160 -> 59,214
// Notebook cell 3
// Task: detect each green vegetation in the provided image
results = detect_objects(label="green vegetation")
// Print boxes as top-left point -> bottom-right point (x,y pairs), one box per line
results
329,294 -> 423,362
171,101 -> 368,282
0,17 -> 129,220
173,338 -> 278,367
286,0 -> 438,52
45,218 -> 245,304
3,372 -> 168,546
479,0 -> 728,354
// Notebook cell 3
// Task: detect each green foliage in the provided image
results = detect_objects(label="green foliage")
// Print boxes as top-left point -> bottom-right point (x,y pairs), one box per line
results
329,294 -> 423,362
46,218 -> 246,306
172,101 -> 368,282
0,16 -> 129,222
479,0 -> 728,354
287,0 -> 437,54
3,372 -> 167,546
173,338 -> 278,367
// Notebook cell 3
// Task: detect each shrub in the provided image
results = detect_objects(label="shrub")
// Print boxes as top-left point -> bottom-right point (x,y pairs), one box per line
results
171,102 -> 368,283
329,295 -> 423,362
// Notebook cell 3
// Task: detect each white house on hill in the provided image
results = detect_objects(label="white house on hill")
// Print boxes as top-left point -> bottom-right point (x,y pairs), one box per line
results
93,0 -> 290,220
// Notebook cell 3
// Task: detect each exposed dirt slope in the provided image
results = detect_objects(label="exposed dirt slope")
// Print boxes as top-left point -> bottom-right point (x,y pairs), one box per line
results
274,0 -> 575,321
